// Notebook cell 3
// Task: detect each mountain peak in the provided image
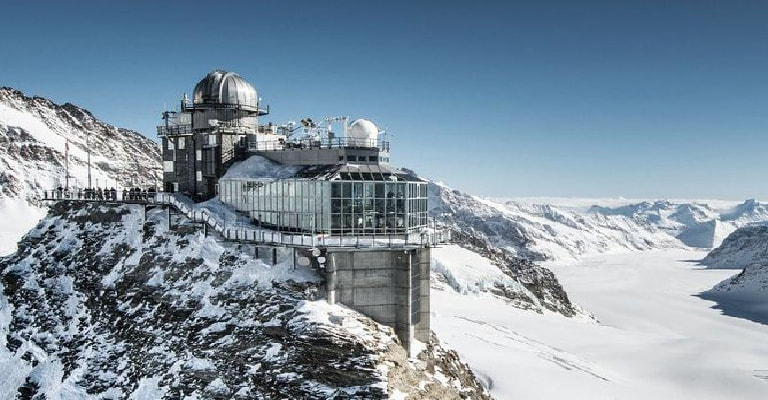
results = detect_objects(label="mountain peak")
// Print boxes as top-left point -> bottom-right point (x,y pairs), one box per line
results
0,88 -> 161,254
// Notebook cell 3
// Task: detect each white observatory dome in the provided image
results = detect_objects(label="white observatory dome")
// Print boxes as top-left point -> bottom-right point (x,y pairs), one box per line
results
347,119 -> 379,145
193,70 -> 258,110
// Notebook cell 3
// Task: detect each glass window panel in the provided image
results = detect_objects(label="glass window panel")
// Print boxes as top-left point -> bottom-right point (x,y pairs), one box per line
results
331,182 -> 341,197
375,183 -> 385,198
342,199 -> 352,213
342,182 -> 351,197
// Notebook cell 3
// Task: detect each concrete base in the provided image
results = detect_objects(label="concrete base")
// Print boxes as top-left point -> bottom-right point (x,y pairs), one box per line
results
324,248 -> 430,354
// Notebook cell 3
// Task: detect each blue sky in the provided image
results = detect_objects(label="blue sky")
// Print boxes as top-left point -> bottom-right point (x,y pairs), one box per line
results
1,1 -> 766,199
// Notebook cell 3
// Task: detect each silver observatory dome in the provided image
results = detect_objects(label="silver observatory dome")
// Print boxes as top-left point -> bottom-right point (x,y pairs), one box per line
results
192,70 -> 258,110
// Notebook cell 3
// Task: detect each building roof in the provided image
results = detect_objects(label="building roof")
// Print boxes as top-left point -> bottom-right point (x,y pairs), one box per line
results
221,156 -> 423,182
295,163 -> 424,182
192,70 -> 258,110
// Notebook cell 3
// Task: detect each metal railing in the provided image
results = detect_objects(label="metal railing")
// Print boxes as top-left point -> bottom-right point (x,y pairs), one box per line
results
248,137 -> 390,152
41,190 -> 448,249
157,125 -> 193,137
181,101 -> 269,115
157,122 -> 258,137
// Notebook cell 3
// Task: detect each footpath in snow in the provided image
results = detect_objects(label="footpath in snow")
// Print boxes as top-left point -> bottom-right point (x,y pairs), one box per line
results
432,249 -> 768,400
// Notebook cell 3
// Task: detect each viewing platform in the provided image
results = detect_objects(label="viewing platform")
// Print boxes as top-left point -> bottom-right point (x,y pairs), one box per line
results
41,189 -> 449,250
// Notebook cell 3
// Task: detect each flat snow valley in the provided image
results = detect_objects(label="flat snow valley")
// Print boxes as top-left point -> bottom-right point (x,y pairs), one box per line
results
432,249 -> 768,400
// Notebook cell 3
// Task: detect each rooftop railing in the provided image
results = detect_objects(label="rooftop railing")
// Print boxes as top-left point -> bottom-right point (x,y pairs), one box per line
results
157,124 -> 193,136
248,137 -> 390,152
181,101 -> 269,115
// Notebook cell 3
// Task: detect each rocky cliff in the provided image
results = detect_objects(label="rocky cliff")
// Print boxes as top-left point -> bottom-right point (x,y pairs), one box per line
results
0,203 -> 491,399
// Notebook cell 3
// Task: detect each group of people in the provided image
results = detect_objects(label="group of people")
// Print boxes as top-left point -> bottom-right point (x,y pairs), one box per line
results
51,186 -> 158,202
123,187 -> 157,201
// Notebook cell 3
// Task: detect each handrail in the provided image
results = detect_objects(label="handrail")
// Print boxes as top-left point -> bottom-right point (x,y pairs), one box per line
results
157,125 -> 193,136
41,190 -> 449,249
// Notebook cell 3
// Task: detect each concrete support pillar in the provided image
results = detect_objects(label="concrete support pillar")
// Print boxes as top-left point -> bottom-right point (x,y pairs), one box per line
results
326,254 -> 337,305
415,247 -> 431,344
322,248 -> 432,355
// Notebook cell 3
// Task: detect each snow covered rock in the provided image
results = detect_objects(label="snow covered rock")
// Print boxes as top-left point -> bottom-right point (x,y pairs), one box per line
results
0,87 -> 161,255
697,224 -> 768,324
709,264 -> 768,295
433,231 -> 579,317
700,224 -> 768,270
0,202 -> 490,399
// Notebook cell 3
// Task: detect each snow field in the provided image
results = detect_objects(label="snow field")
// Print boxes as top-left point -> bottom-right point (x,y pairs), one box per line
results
432,249 -> 768,400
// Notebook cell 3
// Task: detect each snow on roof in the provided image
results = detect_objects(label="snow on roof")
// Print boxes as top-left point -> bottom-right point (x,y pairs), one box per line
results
221,156 -> 423,182
221,155 -> 302,180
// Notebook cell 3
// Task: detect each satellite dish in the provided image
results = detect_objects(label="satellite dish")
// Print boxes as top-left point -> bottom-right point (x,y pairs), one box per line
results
297,257 -> 310,266
311,248 -> 321,257
317,256 -> 326,264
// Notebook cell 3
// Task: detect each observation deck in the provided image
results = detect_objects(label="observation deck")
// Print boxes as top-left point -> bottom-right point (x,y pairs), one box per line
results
41,189 -> 449,250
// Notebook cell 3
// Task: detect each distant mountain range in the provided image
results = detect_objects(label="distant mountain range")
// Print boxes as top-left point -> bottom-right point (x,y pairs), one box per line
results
430,182 -> 768,261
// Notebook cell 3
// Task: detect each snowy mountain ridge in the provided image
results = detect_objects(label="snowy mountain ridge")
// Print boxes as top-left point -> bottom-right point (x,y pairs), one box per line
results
430,182 -> 681,262
428,177 -> 768,262
0,87 -> 160,254
587,198 -> 768,248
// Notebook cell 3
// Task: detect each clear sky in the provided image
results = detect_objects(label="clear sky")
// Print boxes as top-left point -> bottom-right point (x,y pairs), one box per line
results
1,1 -> 766,200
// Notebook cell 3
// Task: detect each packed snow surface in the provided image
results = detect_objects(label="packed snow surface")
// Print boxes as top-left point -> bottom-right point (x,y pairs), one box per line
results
432,249 -> 768,400
0,197 -> 46,256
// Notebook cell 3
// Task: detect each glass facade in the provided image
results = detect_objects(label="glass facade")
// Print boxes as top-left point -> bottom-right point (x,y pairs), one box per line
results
219,178 -> 428,236
220,178 -> 331,233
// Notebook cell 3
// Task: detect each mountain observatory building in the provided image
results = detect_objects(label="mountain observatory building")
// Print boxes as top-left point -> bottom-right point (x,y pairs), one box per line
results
157,70 -> 439,351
